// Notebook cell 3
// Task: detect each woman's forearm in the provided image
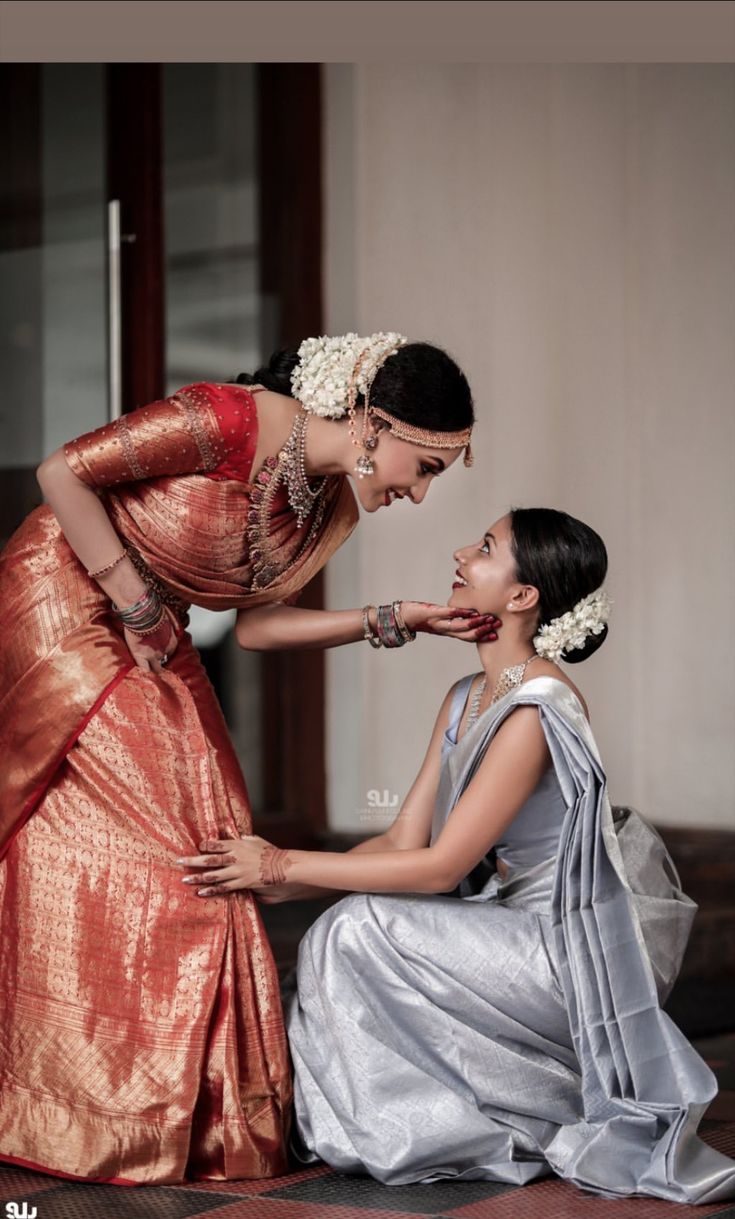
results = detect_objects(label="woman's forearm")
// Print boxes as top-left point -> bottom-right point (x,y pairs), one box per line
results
236,603 -> 379,651
37,450 -> 146,606
256,832 -> 404,903
283,845 -> 449,895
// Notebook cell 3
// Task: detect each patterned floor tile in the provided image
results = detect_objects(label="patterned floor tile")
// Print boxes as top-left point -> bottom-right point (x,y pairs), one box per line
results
0,1182 -> 233,1218
704,1122 -> 735,1157
445,1176 -> 735,1218
439,1212 -> 735,1219
186,1201 -> 415,1219
261,1172 -> 513,1213
175,1163 -> 332,1196
0,1164 -> 68,1202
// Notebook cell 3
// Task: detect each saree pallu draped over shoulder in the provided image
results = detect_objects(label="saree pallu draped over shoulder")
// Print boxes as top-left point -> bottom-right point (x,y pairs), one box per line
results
0,382 -> 358,1183
457,679 -> 735,1203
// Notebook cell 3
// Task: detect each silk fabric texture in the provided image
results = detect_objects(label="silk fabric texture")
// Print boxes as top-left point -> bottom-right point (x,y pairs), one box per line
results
286,675 -> 735,1204
0,382 -> 358,1184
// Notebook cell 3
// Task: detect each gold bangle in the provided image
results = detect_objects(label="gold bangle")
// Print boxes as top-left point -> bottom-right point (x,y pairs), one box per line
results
88,551 -> 127,579
362,605 -> 382,648
392,600 -> 416,642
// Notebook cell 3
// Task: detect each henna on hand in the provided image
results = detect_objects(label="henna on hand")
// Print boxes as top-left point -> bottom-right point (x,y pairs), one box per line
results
258,845 -> 294,886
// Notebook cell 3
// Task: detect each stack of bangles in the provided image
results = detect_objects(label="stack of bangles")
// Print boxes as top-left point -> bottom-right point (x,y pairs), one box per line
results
361,601 -> 416,649
112,586 -> 167,637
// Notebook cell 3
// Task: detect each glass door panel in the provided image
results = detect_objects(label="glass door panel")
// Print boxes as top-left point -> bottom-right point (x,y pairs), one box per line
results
162,64 -> 264,810
1,64 -> 109,479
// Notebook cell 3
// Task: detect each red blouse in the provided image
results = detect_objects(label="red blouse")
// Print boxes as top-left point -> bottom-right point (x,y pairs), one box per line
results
197,382 -> 260,483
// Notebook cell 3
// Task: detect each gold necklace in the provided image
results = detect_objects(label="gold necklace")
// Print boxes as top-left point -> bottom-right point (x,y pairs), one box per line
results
281,409 -> 328,527
466,655 -> 540,729
246,412 -> 330,592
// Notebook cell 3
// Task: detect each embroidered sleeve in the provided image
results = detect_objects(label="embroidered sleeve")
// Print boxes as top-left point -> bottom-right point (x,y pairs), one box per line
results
63,382 -> 252,489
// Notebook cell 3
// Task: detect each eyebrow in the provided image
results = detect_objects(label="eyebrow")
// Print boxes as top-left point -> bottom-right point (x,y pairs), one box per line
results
483,532 -> 495,546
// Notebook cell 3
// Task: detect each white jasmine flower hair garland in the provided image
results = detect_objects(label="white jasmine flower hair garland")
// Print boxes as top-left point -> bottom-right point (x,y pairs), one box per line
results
533,589 -> 612,663
290,332 -> 408,418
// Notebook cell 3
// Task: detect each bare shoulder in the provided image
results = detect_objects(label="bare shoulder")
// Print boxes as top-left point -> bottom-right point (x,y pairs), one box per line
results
521,659 -> 590,721
244,388 -> 301,471
262,388 -> 301,422
243,387 -> 293,409
434,676 -> 466,736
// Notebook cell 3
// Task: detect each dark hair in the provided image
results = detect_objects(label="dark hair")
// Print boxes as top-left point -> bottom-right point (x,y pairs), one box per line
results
509,507 -> 608,664
233,340 -> 474,433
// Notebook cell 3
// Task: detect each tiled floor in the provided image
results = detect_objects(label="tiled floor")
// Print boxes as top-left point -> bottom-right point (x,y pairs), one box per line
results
0,1032 -> 734,1219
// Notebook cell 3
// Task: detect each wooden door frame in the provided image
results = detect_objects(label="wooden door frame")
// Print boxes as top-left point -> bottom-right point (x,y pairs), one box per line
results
256,64 -> 328,843
106,65 -> 165,410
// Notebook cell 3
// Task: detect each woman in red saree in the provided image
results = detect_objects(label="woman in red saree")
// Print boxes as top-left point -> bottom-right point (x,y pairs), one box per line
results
0,333 -> 493,1185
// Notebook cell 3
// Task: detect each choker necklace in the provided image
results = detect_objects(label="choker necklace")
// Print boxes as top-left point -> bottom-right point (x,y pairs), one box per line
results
280,408 -> 327,527
466,655 -> 540,730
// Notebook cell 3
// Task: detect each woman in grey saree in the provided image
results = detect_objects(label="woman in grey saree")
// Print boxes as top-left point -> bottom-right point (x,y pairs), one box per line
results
178,507 -> 735,1204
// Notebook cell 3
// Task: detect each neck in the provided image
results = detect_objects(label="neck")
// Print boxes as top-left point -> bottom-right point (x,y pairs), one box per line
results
476,626 -> 538,693
299,409 -> 354,478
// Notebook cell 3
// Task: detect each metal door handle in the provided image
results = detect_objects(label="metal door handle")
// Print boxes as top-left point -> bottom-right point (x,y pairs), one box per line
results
107,199 -> 122,422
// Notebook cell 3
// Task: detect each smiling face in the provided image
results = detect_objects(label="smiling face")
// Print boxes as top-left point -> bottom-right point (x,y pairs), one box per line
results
354,425 -> 465,512
449,513 -> 540,621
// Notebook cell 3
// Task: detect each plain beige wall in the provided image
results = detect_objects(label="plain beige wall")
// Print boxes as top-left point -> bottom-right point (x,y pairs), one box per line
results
323,64 -> 735,834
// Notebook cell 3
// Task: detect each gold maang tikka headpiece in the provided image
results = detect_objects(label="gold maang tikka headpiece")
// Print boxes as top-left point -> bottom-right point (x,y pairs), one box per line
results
346,341 -> 474,478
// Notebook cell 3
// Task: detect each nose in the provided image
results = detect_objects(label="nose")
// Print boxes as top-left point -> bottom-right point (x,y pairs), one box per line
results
408,480 -> 430,505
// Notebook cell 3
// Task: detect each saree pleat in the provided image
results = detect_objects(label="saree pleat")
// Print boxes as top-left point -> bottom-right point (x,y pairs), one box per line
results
0,633 -> 291,1184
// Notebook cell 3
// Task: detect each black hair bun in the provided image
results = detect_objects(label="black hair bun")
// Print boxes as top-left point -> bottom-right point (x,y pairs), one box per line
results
561,623 -> 609,665
233,348 -> 299,394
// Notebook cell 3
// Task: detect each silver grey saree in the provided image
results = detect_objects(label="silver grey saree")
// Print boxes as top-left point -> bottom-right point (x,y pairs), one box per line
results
285,675 -> 735,1203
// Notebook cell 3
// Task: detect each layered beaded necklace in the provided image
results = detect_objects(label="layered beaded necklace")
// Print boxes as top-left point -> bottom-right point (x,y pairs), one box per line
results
465,655 -> 541,730
280,408 -> 328,527
246,406 -> 330,591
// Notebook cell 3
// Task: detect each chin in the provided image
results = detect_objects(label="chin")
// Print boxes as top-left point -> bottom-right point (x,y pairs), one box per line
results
367,488 -> 390,512
353,485 -> 378,512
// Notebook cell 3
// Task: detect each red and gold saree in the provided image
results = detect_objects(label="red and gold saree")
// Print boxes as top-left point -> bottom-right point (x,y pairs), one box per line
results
0,381 -> 359,1185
